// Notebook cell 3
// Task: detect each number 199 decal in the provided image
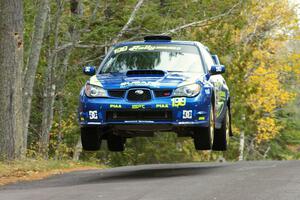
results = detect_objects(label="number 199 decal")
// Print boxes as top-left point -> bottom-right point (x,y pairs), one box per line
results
172,97 -> 186,107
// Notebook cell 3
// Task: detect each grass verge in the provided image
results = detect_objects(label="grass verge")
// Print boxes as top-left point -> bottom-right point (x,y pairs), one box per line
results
0,159 -> 104,186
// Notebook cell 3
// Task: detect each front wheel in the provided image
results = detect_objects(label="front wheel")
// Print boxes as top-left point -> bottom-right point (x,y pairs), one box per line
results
193,105 -> 215,150
212,105 -> 230,151
81,127 -> 101,151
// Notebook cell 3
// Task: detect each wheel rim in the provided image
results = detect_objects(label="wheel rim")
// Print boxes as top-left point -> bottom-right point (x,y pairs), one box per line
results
210,106 -> 214,146
225,110 -> 230,145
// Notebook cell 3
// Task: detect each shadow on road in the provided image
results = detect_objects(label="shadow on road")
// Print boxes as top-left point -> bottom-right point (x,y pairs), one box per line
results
95,165 -> 223,181
0,163 -> 228,190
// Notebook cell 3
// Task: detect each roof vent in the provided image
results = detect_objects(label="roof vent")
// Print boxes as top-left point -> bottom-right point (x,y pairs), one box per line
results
126,70 -> 165,77
144,35 -> 172,42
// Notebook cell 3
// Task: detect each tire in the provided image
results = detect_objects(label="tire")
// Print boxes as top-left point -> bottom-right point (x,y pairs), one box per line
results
212,105 -> 230,151
107,134 -> 126,152
193,105 -> 215,150
81,127 -> 101,151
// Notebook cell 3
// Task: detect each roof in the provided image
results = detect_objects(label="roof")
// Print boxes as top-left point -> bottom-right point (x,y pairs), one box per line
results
114,40 -> 199,47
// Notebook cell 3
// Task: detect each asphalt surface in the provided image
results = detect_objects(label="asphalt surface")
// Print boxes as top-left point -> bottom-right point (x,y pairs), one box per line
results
0,160 -> 300,200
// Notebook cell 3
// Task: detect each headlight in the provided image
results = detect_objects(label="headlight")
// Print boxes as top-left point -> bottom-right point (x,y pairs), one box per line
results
173,83 -> 201,97
85,83 -> 108,97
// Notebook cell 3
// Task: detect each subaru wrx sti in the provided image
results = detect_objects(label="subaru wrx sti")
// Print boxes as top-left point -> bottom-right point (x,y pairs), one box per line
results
78,35 -> 232,152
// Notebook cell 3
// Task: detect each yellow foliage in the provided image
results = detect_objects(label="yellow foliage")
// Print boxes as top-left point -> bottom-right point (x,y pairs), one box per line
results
256,117 -> 282,143
247,65 -> 294,114
191,0 -> 299,149
246,49 -> 296,142
234,0 -> 298,143
240,0 -> 297,45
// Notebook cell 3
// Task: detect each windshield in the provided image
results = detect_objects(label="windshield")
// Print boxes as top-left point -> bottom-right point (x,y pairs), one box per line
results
101,44 -> 204,74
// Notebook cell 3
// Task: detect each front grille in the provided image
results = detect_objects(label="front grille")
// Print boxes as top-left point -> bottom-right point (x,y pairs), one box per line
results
106,110 -> 172,122
154,90 -> 173,97
127,89 -> 151,102
108,90 -> 126,98
108,89 -> 172,99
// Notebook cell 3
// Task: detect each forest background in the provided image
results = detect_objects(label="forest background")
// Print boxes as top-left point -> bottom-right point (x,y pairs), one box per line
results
0,0 -> 299,168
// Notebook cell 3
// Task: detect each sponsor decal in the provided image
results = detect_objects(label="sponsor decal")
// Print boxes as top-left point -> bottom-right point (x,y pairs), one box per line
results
220,91 -> 226,98
198,116 -> 205,121
183,110 -> 192,119
132,104 -> 145,109
89,110 -> 98,120
205,89 -> 210,95
128,45 -> 181,52
178,122 -> 196,124
87,122 -> 102,125
114,45 -> 182,54
172,97 -> 186,107
120,81 -> 159,88
84,66 -> 92,73
156,104 -> 169,108
216,66 -> 223,72
124,120 -> 154,123
110,104 -> 122,109
114,46 -> 128,54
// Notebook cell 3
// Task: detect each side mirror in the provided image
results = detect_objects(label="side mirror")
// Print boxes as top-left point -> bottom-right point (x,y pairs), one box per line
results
83,66 -> 96,76
210,65 -> 225,75
211,54 -> 220,65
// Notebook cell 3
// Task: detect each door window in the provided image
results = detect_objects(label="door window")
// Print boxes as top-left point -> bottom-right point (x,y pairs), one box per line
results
201,48 -> 215,70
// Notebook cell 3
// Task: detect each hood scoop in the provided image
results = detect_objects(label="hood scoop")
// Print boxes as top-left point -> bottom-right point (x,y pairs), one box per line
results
126,70 -> 165,77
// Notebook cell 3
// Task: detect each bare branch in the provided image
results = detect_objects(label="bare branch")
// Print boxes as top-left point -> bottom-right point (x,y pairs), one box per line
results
111,0 -> 145,44
56,0 -> 155,54
54,41 -> 107,53
90,0 -> 101,22
162,1 -> 242,35
74,43 -> 107,49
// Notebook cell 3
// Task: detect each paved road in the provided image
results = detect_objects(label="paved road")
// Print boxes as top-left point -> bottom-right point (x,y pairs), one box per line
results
0,160 -> 300,200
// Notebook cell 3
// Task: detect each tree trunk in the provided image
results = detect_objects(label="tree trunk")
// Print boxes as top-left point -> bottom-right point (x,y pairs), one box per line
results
0,0 -> 24,160
39,54 -> 56,158
23,0 -> 49,152
238,131 -> 245,161
73,138 -> 82,161
39,0 -> 83,158
55,49 -> 72,160
160,0 -> 166,7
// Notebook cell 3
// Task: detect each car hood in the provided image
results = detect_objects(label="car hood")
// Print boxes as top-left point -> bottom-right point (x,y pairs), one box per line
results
89,72 -> 206,90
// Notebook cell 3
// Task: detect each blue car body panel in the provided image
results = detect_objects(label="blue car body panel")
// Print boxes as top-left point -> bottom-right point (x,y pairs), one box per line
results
78,40 -> 230,133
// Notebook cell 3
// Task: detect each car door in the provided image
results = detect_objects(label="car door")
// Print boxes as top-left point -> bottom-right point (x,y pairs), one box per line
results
200,47 -> 227,120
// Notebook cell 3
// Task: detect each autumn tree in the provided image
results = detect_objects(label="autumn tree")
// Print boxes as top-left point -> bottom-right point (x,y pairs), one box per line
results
193,0 -> 299,159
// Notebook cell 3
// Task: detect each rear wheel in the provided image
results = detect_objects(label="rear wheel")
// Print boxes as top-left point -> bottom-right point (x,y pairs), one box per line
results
107,134 -> 126,152
81,127 -> 101,151
212,106 -> 230,151
193,105 -> 215,150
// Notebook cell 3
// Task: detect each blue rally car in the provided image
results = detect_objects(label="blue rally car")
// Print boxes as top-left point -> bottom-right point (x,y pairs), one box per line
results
78,35 -> 232,152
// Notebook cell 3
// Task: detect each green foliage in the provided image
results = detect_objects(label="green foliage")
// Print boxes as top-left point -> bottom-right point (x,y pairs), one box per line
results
268,94 -> 300,160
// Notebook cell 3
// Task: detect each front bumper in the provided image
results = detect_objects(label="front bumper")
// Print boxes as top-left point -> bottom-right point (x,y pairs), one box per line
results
78,93 -> 211,128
